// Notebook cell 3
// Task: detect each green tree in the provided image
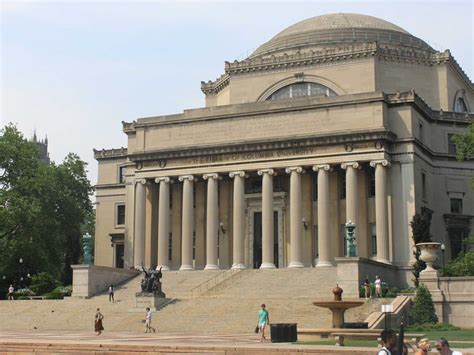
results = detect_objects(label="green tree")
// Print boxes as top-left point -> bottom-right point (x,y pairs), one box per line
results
443,236 -> 474,276
411,284 -> 438,324
0,124 -> 92,296
410,212 -> 433,286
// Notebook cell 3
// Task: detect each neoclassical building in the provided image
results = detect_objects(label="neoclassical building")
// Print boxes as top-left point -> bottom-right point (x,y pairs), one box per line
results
94,13 -> 473,285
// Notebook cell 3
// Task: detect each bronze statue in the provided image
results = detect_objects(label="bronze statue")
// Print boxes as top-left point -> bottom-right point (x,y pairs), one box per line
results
140,265 -> 165,297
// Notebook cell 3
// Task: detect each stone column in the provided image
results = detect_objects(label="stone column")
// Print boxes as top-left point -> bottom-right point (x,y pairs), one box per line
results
178,175 -> 194,270
370,160 -> 391,263
313,165 -> 332,267
341,162 -> 359,225
286,167 -> 305,268
155,177 -> 172,271
258,169 -> 276,269
134,179 -> 147,268
229,171 -> 246,269
203,173 -> 219,270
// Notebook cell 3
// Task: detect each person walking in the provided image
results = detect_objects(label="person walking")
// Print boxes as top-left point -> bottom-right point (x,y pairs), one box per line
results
144,307 -> 156,333
435,338 -> 462,355
375,275 -> 382,298
364,276 -> 371,299
108,284 -> 115,303
7,285 -> 14,300
377,329 -> 397,355
256,304 -> 269,342
94,308 -> 104,335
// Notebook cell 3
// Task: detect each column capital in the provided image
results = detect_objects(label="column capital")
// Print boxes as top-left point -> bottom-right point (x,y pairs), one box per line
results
285,166 -> 305,174
178,174 -> 194,182
229,171 -> 247,178
257,168 -> 275,176
370,159 -> 391,168
203,173 -> 220,180
312,164 -> 331,172
155,176 -> 173,184
134,178 -> 147,185
341,161 -> 360,170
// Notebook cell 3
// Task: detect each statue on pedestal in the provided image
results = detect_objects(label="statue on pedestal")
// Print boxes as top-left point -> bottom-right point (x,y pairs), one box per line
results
139,265 -> 165,298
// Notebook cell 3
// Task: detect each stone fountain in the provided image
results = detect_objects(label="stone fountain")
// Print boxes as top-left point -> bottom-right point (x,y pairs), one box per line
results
313,285 -> 364,328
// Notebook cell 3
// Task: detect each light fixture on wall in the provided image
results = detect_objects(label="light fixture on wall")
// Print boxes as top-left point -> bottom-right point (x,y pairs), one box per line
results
302,218 -> 308,230
441,243 -> 446,273
219,222 -> 226,234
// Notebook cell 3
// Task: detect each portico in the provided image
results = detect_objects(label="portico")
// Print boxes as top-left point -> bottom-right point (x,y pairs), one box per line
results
129,157 -> 391,271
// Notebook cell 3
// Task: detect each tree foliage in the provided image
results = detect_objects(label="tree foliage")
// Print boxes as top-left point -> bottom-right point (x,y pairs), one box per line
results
0,124 -> 92,294
411,284 -> 438,325
443,236 -> 474,277
410,212 -> 433,286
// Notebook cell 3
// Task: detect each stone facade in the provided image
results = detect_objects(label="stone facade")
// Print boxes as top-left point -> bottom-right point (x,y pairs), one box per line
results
94,13 -> 473,287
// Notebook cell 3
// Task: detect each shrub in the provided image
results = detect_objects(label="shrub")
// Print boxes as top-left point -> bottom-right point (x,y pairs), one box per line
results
359,283 -> 391,298
15,288 -> 35,296
44,291 -> 64,299
16,295 -> 30,300
411,284 -> 438,324
53,285 -> 72,296
30,272 -> 60,295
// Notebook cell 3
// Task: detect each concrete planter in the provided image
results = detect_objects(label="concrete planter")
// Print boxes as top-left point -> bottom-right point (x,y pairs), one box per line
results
416,242 -> 441,272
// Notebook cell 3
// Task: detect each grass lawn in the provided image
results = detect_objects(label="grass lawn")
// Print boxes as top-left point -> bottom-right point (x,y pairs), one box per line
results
296,329 -> 474,348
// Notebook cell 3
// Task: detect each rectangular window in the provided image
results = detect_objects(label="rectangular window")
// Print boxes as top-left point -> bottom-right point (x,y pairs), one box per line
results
116,205 -> 126,225
192,231 -> 196,260
448,133 -> 457,155
118,166 -> 126,184
450,198 -> 463,214
422,172 -> 427,200
367,168 -> 375,197
339,172 -> 346,200
168,232 -> 172,261
370,223 -> 377,256
341,224 -> 347,256
311,173 -> 318,201
419,122 -> 424,142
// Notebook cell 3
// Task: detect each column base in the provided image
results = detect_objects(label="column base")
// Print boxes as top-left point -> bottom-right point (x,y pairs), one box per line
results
179,264 -> 194,271
156,265 -> 170,271
260,263 -> 276,269
204,264 -> 219,270
231,263 -> 246,269
288,261 -> 305,268
316,261 -> 333,267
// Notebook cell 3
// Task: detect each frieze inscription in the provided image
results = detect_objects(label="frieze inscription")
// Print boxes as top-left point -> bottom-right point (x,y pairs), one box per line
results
192,147 -> 317,164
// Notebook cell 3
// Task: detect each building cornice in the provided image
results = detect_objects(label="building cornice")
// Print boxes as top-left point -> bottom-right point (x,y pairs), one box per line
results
93,147 -> 128,160
385,90 -> 473,124
201,73 -> 230,95
127,129 -> 396,162
202,43 -> 472,91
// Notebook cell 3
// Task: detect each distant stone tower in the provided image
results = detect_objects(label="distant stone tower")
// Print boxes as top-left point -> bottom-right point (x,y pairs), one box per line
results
30,130 -> 50,164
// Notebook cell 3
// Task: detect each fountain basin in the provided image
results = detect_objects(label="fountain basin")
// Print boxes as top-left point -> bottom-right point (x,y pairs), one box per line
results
313,300 -> 364,328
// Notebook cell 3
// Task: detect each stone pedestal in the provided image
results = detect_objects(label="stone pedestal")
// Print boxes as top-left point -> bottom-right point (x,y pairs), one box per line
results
135,292 -> 170,310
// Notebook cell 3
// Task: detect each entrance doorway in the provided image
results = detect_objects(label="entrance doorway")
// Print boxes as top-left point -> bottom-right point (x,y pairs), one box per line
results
253,211 -> 279,269
115,244 -> 124,268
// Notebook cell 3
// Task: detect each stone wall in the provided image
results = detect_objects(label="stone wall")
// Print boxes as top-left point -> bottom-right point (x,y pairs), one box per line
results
420,272 -> 474,328
71,264 -> 139,298
334,257 -> 398,297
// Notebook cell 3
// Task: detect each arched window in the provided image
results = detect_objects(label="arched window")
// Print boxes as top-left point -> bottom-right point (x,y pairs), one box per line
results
267,82 -> 337,101
454,97 -> 468,113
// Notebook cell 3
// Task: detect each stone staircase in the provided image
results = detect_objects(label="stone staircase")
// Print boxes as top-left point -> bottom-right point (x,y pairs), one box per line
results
0,267 -> 385,334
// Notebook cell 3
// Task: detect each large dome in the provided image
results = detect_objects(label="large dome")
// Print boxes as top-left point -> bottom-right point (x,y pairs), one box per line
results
250,13 -> 432,58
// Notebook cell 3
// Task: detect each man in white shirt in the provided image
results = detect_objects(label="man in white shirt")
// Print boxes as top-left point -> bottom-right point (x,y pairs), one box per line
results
436,337 -> 462,355
375,275 -> 382,298
144,307 -> 156,333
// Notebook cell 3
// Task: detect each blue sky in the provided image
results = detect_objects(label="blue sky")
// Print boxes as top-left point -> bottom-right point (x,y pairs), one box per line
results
1,0 -> 473,186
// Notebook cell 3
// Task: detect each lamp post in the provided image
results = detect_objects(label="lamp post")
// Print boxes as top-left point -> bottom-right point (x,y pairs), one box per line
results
19,258 -> 24,287
441,243 -> 446,275
345,221 -> 357,257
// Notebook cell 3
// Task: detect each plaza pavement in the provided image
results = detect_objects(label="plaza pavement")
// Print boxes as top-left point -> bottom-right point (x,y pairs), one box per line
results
0,330 -> 377,354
